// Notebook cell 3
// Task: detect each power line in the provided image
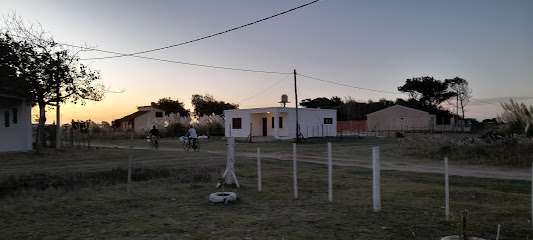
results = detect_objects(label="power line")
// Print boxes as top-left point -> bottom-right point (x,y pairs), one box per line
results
471,98 -> 500,106
297,73 -> 405,95
47,41 -> 291,74
238,74 -> 292,104
81,0 -> 320,60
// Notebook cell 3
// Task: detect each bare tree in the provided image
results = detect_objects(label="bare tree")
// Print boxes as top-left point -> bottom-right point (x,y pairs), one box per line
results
1,13 -> 105,150
446,77 -> 472,119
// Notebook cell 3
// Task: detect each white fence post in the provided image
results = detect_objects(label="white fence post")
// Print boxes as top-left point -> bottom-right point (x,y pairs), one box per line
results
445,157 -> 450,221
373,147 -> 381,212
293,143 -> 298,199
258,148 -> 262,192
328,142 -> 333,202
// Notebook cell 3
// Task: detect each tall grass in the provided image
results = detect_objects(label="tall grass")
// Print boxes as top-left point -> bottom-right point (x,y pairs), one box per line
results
399,135 -> 533,166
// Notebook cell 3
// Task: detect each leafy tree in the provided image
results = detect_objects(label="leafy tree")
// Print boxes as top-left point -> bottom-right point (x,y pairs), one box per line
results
1,16 -> 104,149
445,77 -> 472,118
397,76 -> 455,108
155,97 -> 189,117
299,96 -> 343,109
191,94 -> 238,117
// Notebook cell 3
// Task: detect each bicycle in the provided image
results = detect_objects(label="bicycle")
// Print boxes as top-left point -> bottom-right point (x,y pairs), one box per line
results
147,135 -> 160,150
181,136 -> 200,152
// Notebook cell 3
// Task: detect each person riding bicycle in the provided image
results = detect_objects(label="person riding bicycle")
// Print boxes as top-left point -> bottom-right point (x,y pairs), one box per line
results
149,126 -> 160,142
186,125 -> 197,149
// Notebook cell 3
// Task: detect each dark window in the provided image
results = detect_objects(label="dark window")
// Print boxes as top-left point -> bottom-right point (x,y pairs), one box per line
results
4,111 -> 9,127
155,111 -> 163,118
279,117 -> 283,128
271,117 -> 274,128
324,118 -> 333,124
12,108 -> 18,124
232,118 -> 242,129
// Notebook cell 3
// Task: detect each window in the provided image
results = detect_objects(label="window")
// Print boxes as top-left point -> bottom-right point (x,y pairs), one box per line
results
4,111 -> 9,127
12,108 -> 18,124
324,118 -> 333,124
155,111 -> 163,118
272,117 -> 283,128
232,118 -> 242,129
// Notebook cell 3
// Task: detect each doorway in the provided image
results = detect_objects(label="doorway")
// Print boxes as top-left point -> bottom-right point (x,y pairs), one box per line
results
262,118 -> 267,136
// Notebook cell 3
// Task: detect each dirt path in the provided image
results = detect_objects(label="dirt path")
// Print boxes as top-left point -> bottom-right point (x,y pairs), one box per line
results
208,150 -> 530,181
93,145 -> 530,181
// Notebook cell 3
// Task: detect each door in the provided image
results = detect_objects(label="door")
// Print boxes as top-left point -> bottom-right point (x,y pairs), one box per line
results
262,118 -> 267,136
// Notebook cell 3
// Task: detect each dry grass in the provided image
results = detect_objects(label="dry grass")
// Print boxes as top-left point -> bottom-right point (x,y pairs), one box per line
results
0,141 -> 531,239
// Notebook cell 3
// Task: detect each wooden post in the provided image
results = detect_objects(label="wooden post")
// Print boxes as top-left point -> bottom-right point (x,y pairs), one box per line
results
70,120 -> 74,148
257,148 -> 262,192
294,69 -> 300,142
373,147 -> 381,212
219,137 -> 239,187
445,157 -> 450,221
127,131 -> 133,197
87,119 -> 91,150
328,142 -> 333,202
56,103 -> 60,149
293,143 -> 298,198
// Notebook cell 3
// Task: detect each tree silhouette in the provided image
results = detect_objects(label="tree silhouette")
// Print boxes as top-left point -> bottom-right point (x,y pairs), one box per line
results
191,94 -> 238,117
155,97 -> 189,117
1,15 -> 104,150
445,77 -> 472,118
398,76 -> 455,108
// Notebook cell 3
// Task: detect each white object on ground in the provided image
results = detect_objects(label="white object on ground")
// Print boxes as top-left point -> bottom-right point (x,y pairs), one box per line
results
209,192 -> 237,203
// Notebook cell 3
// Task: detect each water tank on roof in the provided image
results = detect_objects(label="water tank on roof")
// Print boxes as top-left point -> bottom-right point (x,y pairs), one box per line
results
279,94 -> 290,107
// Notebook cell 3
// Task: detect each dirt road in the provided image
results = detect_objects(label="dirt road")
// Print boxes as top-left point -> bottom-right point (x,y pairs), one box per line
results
211,150 -> 531,181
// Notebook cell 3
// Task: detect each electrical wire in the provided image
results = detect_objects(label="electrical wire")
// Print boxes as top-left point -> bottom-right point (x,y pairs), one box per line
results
470,98 -> 501,106
47,41 -> 291,74
297,73 -> 405,95
81,0 -> 320,60
238,74 -> 292,104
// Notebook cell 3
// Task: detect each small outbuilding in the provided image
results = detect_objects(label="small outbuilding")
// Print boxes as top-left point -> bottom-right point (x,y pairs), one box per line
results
224,107 -> 337,140
366,105 -> 439,132
0,91 -> 33,152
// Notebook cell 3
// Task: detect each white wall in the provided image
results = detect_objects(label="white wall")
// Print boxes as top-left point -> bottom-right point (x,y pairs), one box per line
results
0,98 -> 33,152
133,108 -> 165,136
224,110 -> 251,138
298,109 -> 337,138
225,108 -> 337,139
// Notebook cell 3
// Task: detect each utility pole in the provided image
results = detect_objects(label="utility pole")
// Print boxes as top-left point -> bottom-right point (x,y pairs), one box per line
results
455,89 -> 459,132
294,69 -> 299,143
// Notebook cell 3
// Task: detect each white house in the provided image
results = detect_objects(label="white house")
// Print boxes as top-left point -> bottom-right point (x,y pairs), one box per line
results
0,93 -> 33,152
224,107 -> 337,140
114,103 -> 165,136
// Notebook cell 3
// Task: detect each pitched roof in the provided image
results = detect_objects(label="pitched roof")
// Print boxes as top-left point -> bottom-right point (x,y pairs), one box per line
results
115,111 -> 149,123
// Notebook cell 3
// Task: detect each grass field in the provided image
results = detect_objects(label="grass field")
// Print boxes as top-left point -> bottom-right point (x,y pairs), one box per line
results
0,136 -> 531,239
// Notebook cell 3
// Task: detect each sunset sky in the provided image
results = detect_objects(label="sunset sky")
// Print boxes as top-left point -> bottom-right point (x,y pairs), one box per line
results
2,0 -> 532,124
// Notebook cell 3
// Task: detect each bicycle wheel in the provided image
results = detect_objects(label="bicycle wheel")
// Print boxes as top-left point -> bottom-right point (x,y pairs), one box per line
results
155,140 -> 159,150
193,141 -> 200,152
183,141 -> 190,151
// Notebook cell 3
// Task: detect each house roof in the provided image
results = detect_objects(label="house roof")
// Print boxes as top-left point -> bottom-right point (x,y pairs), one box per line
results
366,104 -> 450,116
224,107 -> 336,113
115,111 -> 149,123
